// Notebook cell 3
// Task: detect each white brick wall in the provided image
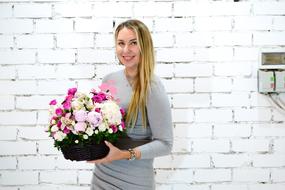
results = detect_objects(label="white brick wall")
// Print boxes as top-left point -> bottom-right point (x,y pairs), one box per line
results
0,0 -> 285,189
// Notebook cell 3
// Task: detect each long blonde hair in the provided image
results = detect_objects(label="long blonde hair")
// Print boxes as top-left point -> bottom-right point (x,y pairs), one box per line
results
115,19 -> 155,128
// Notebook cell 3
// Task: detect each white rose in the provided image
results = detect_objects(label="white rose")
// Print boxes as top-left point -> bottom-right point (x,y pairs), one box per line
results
83,134 -> 88,139
98,123 -> 107,132
108,128 -> 113,134
101,100 -> 122,125
53,131 -> 66,141
51,125 -> 59,132
85,127 -> 94,136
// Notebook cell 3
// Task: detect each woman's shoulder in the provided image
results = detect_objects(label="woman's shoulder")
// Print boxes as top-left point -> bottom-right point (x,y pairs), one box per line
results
102,69 -> 124,82
150,74 -> 166,93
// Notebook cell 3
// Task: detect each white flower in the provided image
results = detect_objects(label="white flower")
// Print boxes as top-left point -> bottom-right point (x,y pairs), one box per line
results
95,129 -> 99,134
118,125 -> 123,131
53,131 -> 66,141
108,128 -> 113,134
51,125 -> 59,132
101,100 -> 122,125
98,123 -> 107,132
85,127 -> 94,136
75,140 -> 79,144
83,134 -> 88,139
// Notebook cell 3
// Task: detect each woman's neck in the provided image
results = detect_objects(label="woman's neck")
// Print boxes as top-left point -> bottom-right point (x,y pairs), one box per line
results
124,68 -> 137,87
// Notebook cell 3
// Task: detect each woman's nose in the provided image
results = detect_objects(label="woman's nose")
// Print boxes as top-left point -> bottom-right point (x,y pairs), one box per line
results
123,44 -> 131,52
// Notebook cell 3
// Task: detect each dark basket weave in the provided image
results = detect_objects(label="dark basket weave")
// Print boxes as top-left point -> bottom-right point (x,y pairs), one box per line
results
61,141 -> 109,161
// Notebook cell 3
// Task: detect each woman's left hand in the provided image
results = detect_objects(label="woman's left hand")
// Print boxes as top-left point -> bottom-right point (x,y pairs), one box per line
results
86,141 -> 127,164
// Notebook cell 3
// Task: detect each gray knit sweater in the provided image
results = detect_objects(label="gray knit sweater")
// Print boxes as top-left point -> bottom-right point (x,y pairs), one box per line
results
91,69 -> 173,190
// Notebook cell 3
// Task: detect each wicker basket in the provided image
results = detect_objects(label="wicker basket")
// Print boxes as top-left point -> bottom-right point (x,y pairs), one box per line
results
61,141 -> 109,161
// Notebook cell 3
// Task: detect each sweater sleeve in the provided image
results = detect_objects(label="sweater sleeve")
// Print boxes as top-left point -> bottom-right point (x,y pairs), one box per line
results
138,77 -> 173,159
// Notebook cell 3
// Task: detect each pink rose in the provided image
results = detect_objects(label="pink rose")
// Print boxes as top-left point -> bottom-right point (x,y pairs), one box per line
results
74,122 -> 86,132
87,111 -> 102,126
63,101 -> 71,110
68,88 -> 77,96
74,110 -> 87,122
55,108 -> 63,116
49,99 -> 57,105
111,125 -> 118,133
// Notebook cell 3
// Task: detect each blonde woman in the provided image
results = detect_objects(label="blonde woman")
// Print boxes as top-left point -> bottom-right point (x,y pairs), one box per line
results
88,19 -> 173,190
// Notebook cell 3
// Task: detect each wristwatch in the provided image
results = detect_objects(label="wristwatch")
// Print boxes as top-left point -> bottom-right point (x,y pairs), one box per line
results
128,148 -> 136,161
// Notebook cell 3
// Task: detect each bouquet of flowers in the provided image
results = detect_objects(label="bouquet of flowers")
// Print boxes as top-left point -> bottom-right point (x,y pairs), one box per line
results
46,83 -> 126,161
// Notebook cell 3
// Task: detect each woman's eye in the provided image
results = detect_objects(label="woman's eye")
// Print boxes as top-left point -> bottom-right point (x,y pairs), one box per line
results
118,42 -> 124,46
130,41 -> 137,45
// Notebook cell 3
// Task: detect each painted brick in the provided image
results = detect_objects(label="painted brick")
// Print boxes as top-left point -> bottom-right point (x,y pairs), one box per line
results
231,139 -> 269,153
233,47 -> 259,61
250,92 -> 272,107
172,139 -> 191,153
194,47 -> 233,62
78,171 -> 93,184
195,17 -> 232,31
153,33 -> 173,48
56,157 -> 93,170
214,124 -> 251,138
0,95 -> 15,110
173,94 -> 210,108
14,4 -> 52,18
17,65 -> 56,79
273,16 -> 285,30
38,140 -> 61,155
154,155 -> 173,169
252,124 -> 285,137
0,19 -> 33,33
156,48 -> 194,63
56,33 -> 94,48
0,4 -> 12,18
155,64 -> 174,78
155,169 -> 194,183
0,35 -> 13,48
195,109 -> 232,122
0,141 -> 37,155
16,34 -> 54,48
175,32 -> 213,47
232,78 -> 257,91
75,18 -> 113,33
253,154 -> 285,167
233,168 -> 269,182
234,108 -> 271,122
134,2 -> 172,17
174,124 -> 212,138
18,126 -> 48,140
253,2 -> 285,15
212,92 -> 250,107
172,155 -> 210,168
163,79 -> 194,93
54,3 -> 92,17
0,50 -> 35,65
56,64 -> 95,79
0,126 -> 17,140
0,81 -> 37,96
234,16 -> 272,30
274,139 -> 285,153
249,184 -> 285,190
93,2 -> 132,17
18,156 -> 56,169
77,49 -> 115,64
212,154 -> 250,168
271,169 -> 285,182
37,49 -> 75,64
0,157 -> 17,169
0,171 -> 38,185
172,109 -> 194,123
253,32 -> 285,46
194,169 -> 231,182
40,171 -> 77,184
213,32 -> 252,46
175,63 -> 212,77
154,18 -> 193,32
37,80 -> 77,95
35,19 -> 73,33
192,139 -> 230,153
212,184 -> 247,190
0,111 -> 37,125
0,66 -> 16,79
95,34 -> 114,48
95,64 -> 123,78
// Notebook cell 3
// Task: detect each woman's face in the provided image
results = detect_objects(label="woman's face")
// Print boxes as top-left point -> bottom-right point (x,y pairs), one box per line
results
116,27 -> 140,71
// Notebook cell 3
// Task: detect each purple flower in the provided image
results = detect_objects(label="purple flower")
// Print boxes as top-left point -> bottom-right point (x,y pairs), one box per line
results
74,110 -> 87,122
68,88 -> 77,96
74,122 -> 86,132
55,108 -> 63,116
87,111 -> 102,126
49,99 -> 57,105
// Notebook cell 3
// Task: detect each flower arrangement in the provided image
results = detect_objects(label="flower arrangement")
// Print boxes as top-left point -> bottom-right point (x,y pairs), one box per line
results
46,83 -> 126,160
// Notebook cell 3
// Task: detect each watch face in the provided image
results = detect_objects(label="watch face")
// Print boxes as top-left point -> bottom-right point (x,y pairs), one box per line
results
128,149 -> 136,161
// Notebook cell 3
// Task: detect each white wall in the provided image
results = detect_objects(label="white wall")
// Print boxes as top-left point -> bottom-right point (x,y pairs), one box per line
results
0,0 -> 285,189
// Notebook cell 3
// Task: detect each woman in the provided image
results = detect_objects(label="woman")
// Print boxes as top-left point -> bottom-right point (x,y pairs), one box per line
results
88,19 -> 173,190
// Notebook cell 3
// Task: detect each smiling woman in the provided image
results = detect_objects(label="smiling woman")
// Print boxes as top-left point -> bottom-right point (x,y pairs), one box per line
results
88,19 -> 173,190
